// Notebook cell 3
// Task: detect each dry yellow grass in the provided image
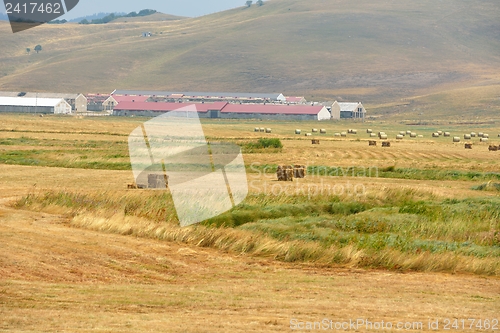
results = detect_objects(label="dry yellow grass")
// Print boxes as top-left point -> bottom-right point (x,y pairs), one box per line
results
1,114 -> 499,331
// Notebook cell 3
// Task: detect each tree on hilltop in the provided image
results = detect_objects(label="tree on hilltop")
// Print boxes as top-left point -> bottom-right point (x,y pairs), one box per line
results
246,1 -> 253,7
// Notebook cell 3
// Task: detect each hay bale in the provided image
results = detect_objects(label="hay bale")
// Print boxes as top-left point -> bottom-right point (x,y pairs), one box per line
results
471,132 -> 477,137
295,129 -> 301,135
351,129 -> 358,134
312,128 -> 318,133
379,134 -> 388,140
382,141 -> 391,147
478,132 -> 484,138
370,133 -> 377,137
406,130 -> 412,135
260,127 -> 265,132
265,128 -> 272,133
453,137 -> 460,143
480,138 -> 489,143
417,135 -> 424,138
369,140 -> 377,146
305,133 -> 312,137
277,165 -> 294,181
464,134 -> 472,140
399,131 -> 406,136
341,132 -> 347,137
432,133 -> 440,137
254,127 -> 260,132
483,133 -> 489,138
396,135 -> 404,140
367,129 -> 373,133
444,132 -> 451,137
488,145 -> 498,151
465,143 -> 472,149
320,129 -> 327,134
293,165 -> 306,179
312,139 -> 320,144
437,131 -> 443,135
410,133 -> 417,138
334,133 -> 341,137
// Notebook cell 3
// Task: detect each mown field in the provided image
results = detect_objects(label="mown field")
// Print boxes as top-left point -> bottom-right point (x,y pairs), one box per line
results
1,113 -> 499,332
1,113 -> 499,275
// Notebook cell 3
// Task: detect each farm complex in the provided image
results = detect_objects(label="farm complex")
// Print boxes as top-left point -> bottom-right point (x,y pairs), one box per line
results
0,90 -> 362,120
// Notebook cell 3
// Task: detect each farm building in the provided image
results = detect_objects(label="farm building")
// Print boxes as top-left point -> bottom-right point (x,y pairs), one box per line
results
112,90 -> 287,103
0,91 -> 87,112
112,101 -> 228,117
285,96 -> 307,104
86,94 -> 117,111
0,97 -> 72,114
220,104 -> 331,121
331,101 -> 366,119
113,101 -> 331,120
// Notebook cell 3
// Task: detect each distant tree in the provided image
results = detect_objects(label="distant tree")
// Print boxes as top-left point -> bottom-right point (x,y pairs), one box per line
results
246,1 -> 253,7
26,48 -> 31,55
34,45 -> 42,53
79,19 -> 89,24
256,0 -> 264,6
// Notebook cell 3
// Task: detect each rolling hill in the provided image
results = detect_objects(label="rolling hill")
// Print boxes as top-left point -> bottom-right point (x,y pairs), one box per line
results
0,0 -> 499,119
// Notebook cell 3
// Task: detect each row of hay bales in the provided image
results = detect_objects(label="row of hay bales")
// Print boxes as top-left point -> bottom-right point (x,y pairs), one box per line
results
254,127 -> 272,133
294,129 -> 328,135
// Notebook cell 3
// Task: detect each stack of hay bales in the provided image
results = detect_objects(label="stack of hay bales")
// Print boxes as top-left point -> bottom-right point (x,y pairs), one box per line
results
379,132 -> 388,140
293,165 -> 306,178
277,165 -> 294,181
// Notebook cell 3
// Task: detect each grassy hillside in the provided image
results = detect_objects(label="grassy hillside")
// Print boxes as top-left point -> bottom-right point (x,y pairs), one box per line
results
0,0 -> 499,119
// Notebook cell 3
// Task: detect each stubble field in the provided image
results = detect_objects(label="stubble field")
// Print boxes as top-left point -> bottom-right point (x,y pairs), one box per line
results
0,113 -> 499,332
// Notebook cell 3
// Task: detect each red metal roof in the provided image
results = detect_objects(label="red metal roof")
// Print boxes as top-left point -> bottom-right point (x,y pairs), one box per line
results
114,101 -> 228,112
113,95 -> 149,103
285,96 -> 306,103
220,104 -> 324,115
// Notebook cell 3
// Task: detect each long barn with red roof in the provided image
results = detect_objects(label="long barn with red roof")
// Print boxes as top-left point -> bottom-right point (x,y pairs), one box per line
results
113,101 -> 331,120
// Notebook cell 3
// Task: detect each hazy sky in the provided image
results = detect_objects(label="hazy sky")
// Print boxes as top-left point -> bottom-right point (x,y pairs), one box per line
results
1,0 -> 247,18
